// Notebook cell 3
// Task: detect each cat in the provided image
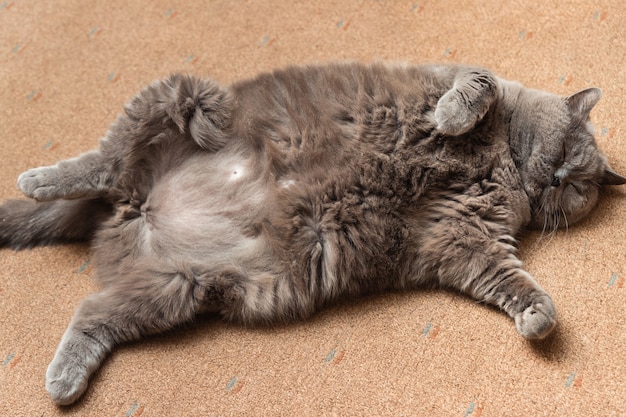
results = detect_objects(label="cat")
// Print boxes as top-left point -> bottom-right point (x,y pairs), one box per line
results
1,61 -> 624,405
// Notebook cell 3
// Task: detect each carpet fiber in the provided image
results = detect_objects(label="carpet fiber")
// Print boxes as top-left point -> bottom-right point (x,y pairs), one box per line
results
1,1 -> 625,415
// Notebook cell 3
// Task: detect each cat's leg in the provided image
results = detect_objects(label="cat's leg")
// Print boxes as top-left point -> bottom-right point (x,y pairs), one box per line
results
45,267 -> 203,405
416,221 -> 556,339
456,241 -> 556,340
478,262 -> 557,340
19,74 -> 231,202
200,269 -> 313,326
17,150 -> 112,201
121,73 -> 232,152
434,67 -> 498,136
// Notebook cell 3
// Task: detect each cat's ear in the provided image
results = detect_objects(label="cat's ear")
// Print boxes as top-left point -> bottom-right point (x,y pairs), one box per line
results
566,88 -> 602,120
601,166 -> 626,185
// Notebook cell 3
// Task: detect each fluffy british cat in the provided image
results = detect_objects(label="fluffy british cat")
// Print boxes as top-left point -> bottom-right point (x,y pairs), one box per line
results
1,62 -> 624,405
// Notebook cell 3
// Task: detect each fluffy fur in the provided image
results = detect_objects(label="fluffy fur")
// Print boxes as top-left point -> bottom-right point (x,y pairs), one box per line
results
1,62 -> 624,405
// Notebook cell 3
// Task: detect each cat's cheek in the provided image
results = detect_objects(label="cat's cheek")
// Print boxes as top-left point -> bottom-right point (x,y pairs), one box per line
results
561,183 -> 599,225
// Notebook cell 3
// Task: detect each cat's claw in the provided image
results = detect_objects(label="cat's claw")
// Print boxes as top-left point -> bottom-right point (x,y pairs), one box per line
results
17,166 -> 62,201
514,295 -> 557,339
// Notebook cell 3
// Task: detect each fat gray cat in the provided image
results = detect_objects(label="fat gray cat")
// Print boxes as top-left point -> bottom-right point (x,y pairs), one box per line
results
1,62 -> 624,405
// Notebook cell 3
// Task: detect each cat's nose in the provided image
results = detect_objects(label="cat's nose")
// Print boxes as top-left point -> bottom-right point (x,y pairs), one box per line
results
551,167 -> 570,187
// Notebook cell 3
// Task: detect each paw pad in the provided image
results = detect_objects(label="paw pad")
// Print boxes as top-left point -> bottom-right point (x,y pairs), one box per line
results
514,296 -> 557,339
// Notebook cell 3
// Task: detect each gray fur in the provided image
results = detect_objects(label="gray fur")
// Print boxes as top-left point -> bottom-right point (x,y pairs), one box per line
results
0,63 -> 624,405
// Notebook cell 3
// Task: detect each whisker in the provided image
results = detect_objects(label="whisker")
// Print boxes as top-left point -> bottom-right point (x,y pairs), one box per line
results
560,206 -> 569,234
537,194 -> 549,241
535,191 -> 560,249
545,210 -> 558,246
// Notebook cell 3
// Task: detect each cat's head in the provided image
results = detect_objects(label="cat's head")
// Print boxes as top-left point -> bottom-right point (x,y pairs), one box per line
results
510,86 -> 626,231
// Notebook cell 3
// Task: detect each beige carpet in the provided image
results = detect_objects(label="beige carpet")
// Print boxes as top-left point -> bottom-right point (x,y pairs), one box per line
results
1,1 -> 625,415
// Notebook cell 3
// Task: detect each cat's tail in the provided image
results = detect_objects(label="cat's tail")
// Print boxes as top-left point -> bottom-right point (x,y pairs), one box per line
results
0,198 -> 113,249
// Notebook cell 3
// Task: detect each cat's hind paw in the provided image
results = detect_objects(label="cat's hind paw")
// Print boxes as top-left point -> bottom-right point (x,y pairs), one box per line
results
17,166 -> 63,201
45,357 -> 90,405
514,295 -> 557,339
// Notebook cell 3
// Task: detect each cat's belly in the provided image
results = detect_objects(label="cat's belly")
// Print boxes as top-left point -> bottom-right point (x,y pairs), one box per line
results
135,151 -> 273,268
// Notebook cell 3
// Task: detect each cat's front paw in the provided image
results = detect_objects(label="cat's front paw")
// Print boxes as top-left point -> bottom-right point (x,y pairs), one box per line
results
45,354 -> 90,405
17,166 -> 62,201
514,295 -> 557,339
434,91 -> 481,136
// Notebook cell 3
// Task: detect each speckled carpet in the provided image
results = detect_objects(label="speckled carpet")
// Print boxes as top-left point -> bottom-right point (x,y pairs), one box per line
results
1,1 -> 625,415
